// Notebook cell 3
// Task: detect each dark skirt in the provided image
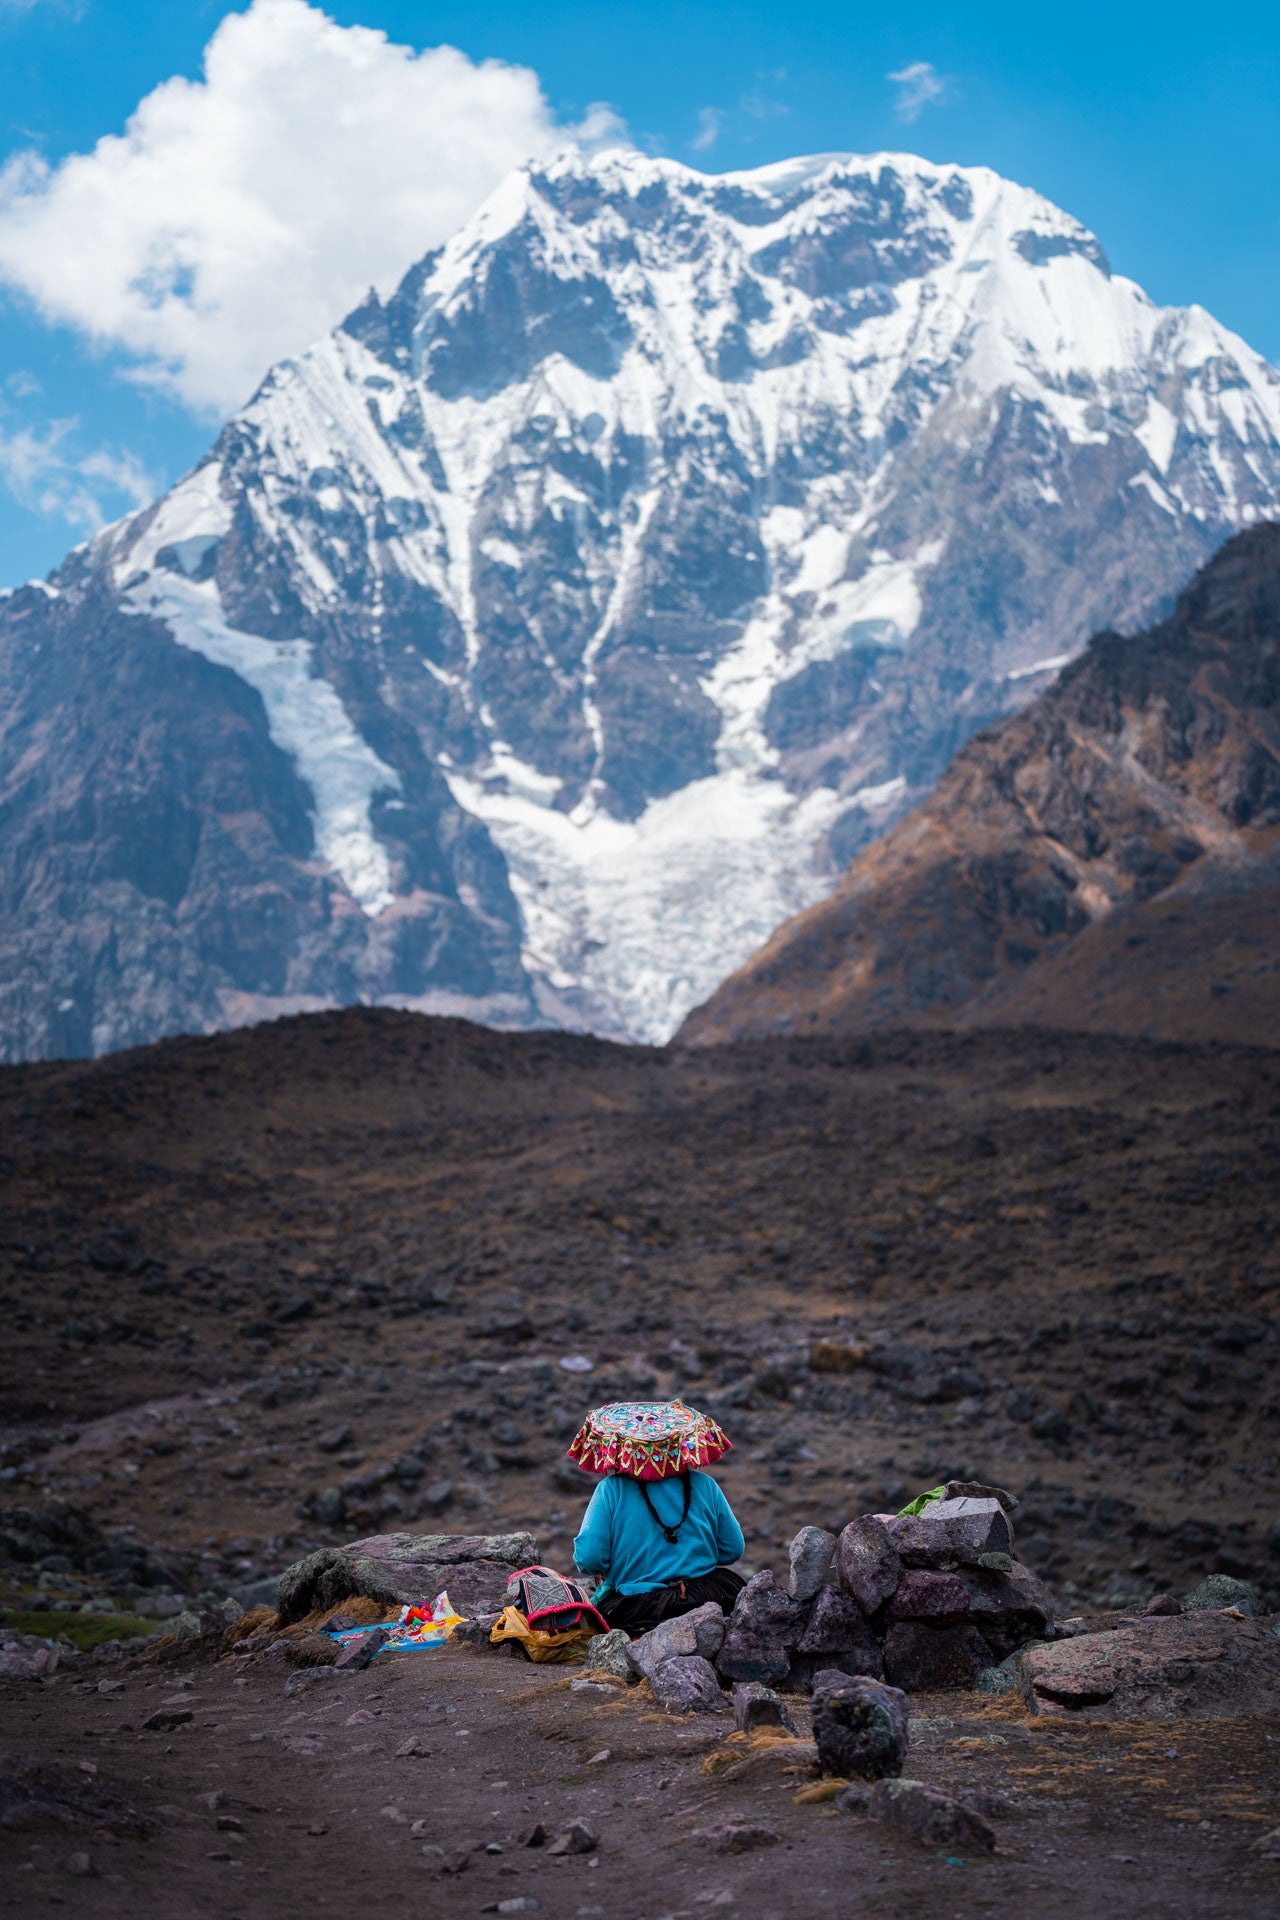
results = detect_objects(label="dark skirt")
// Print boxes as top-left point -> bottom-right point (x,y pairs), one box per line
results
597,1564 -> 746,1638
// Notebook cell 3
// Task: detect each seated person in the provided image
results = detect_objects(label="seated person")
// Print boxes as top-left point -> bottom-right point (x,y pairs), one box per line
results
567,1399 -> 746,1636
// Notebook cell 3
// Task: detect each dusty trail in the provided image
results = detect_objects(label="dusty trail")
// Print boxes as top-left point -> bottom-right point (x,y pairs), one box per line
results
2,1640 -> 1278,1920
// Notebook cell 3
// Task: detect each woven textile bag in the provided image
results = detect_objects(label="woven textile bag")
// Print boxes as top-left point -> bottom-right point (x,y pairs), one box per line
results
505,1564 -> 610,1635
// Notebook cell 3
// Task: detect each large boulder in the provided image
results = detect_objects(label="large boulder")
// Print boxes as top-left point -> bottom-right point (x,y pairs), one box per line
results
836,1518 -> 901,1614
882,1621 -> 992,1691
276,1531 -> 537,1623
626,1602 -> 727,1680
1023,1612 -> 1280,1720
811,1671 -> 909,1780
715,1571 -> 805,1685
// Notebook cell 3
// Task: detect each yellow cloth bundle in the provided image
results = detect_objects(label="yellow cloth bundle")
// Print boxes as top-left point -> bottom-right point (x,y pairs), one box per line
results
489,1605 -> 593,1664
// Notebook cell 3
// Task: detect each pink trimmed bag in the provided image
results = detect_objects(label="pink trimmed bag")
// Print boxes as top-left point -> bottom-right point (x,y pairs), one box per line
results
505,1564 -> 610,1635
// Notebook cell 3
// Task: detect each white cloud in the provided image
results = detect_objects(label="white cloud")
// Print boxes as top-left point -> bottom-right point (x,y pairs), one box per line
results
0,417 -> 156,535
0,0 -> 622,415
691,107 -> 724,152
887,60 -> 949,124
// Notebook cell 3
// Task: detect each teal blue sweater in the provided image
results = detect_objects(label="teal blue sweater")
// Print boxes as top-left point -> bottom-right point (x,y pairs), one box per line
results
572,1471 -> 745,1596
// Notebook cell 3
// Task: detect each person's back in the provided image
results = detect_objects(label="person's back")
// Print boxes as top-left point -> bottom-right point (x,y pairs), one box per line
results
574,1467 -> 744,1596
565,1397 -> 746,1634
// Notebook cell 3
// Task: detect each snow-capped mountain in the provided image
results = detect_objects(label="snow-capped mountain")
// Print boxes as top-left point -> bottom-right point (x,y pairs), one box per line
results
4,146 -> 1280,1059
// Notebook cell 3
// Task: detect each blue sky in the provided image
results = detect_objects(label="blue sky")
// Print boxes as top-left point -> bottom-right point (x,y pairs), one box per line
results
1,0 -> 1278,587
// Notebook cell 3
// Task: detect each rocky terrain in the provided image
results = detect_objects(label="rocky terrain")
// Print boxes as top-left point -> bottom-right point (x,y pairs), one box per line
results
1,1009 -> 1277,1614
1,1008 -> 1278,1913
682,524 -> 1280,1047
5,150 -> 1280,1058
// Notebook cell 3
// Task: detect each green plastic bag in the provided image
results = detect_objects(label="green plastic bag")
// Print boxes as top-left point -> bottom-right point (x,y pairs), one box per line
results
897,1485 -> 947,1518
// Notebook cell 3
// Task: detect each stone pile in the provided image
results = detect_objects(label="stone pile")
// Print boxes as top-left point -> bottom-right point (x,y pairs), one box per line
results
621,1486 -> 1056,1703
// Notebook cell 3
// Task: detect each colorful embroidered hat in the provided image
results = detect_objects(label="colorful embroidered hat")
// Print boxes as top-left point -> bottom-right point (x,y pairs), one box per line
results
566,1399 -> 731,1480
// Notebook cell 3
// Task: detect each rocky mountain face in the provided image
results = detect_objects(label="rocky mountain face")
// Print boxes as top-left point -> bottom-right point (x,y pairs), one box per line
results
680,524 -> 1280,1045
4,148 -> 1280,1059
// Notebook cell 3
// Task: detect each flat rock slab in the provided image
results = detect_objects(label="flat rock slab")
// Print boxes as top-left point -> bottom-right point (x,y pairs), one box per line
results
1024,1612 -> 1280,1719
276,1534 -> 539,1622
343,1532 -> 538,1568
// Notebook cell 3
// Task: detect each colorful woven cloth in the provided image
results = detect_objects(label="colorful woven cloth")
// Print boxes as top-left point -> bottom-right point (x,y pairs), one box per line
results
323,1593 -> 464,1655
566,1399 -> 731,1481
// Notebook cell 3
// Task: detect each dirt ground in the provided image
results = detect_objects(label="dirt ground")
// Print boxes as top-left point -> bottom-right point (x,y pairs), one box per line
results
2,1635 -> 1278,1920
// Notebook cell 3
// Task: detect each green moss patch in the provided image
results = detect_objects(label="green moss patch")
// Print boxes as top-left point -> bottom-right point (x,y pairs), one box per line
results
0,1608 -> 157,1651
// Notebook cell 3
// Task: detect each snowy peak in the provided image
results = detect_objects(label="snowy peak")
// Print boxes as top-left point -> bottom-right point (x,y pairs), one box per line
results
6,149 -> 1280,1059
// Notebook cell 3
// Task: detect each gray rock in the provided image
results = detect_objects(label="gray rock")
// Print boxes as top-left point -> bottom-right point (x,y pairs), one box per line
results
960,1560 -> 1056,1657
229,1576 -> 281,1612
546,1820 -> 599,1857
731,1681 -> 795,1735
715,1571 -> 805,1685
275,1533 -> 535,1623
1145,1592 -> 1181,1617
0,1631 -> 64,1679
283,1667 -> 338,1698
582,1629 -> 633,1681
787,1527 -> 836,1603
811,1671 -> 909,1780
942,1479 -> 1018,1514
797,1584 -> 872,1653
836,1518 -> 901,1614
787,1647 -> 884,1691
141,1706 -> 193,1731
648,1654 -> 726,1714
345,1531 -> 538,1568
450,1612 -> 502,1649
333,1626 -> 390,1671
625,1602 -> 727,1679
312,1488 -> 346,1528
973,1655 -> 1024,1697
1024,1611 -> 1280,1719
882,1621 -> 992,1691
1182,1574 -> 1259,1617
867,1778 -> 995,1854
788,1585 -> 883,1687
691,1821 -> 782,1852
275,1550 -> 400,1625
834,1784 -> 872,1814
887,1569 -> 970,1623
885,1497 -> 1013,1569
